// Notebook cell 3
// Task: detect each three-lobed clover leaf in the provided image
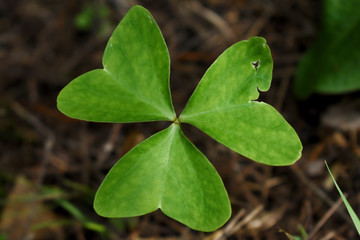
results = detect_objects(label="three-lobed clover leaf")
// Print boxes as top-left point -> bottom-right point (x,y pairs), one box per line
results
57,5 -> 302,232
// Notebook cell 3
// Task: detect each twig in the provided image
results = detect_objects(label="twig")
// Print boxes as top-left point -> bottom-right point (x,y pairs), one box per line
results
188,1 -> 235,42
244,9 -> 273,39
307,196 -> 344,239
80,123 -> 90,184
208,205 -> 264,240
274,67 -> 295,111
96,123 -> 122,167
11,101 -> 55,240
11,101 -> 53,138
60,37 -> 100,74
291,164 -> 352,225
319,231 -> 336,240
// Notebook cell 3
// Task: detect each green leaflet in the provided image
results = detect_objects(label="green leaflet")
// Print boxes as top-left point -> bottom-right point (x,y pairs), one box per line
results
181,37 -> 273,114
57,5 -> 303,232
94,124 -> 231,232
180,37 -> 302,165
181,102 -> 301,165
295,0 -> 360,98
57,6 -> 175,123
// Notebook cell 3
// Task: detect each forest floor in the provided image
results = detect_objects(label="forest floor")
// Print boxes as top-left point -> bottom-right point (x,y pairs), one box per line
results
1,0 -> 360,239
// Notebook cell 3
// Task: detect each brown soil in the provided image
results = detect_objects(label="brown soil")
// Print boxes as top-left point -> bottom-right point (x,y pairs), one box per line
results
1,0 -> 359,239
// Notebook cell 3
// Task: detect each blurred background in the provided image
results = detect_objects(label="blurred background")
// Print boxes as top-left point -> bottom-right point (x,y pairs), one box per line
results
1,0 -> 359,239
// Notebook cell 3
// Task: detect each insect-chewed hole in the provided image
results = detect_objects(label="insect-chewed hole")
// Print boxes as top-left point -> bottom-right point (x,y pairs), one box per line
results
252,60 -> 260,71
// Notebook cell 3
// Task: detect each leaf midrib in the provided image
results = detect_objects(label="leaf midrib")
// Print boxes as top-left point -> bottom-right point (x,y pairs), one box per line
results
107,128 -> 175,210
158,125 -> 177,208
177,130 -> 206,224
180,102 -> 255,120
103,68 -> 173,119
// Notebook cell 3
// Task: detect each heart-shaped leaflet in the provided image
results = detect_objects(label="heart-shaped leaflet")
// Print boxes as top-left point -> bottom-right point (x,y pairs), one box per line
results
58,6 -> 175,123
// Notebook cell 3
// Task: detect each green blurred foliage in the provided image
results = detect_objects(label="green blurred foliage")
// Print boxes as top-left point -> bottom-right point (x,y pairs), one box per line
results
74,3 -> 113,37
295,0 -> 360,98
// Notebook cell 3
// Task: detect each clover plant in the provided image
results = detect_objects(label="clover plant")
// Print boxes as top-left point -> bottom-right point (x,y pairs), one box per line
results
57,5 -> 302,231
295,0 -> 360,98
